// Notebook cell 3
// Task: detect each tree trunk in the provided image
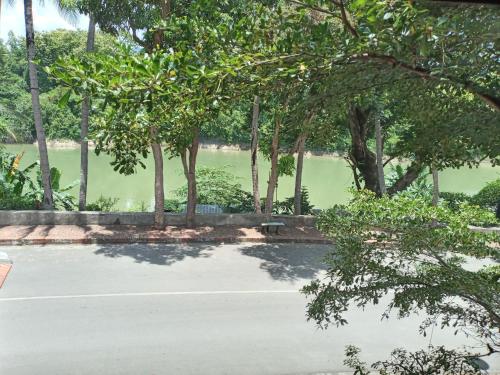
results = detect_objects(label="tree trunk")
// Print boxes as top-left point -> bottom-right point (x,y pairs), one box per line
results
186,128 -> 200,228
24,0 -> 53,209
250,96 -> 262,214
387,161 -> 424,196
374,114 -> 386,195
347,104 -> 379,194
150,127 -> 165,228
78,15 -> 96,211
431,163 -> 439,206
180,149 -> 189,179
293,134 -> 306,215
265,117 -> 280,215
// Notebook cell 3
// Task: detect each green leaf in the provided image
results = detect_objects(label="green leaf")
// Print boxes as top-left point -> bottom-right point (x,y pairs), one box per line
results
58,90 -> 72,108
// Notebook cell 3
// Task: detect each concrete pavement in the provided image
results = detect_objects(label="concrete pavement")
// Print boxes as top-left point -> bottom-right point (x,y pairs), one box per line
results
0,243 -> 498,374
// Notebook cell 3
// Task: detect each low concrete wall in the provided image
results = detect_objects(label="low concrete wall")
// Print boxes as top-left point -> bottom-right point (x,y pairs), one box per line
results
0,211 -> 316,227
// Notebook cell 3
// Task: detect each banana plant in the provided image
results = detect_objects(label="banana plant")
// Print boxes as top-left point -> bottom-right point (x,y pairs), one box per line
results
0,149 -> 78,210
24,165 -> 78,210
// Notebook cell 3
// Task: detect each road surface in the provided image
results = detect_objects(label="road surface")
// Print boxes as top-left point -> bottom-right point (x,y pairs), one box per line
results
0,243 -> 498,374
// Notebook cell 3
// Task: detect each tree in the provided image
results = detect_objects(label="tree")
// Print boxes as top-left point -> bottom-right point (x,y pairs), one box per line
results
265,106 -> 282,215
78,14 -> 96,211
431,162 -> 439,206
23,0 -> 53,209
374,112 -> 386,195
304,191 -> 499,363
250,95 -> 262,214
280,0 -> 499,111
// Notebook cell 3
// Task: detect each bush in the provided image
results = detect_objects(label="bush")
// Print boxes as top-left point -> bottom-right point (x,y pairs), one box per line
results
471,178 -> 500,209
0,148 -> 77,211
175,166 -> 255,213
86,195 -> 119,211
164,198 -> 183,213
0,190 -> 34,210
225,190 -> 254,213
439,191 -> 472,212
274,187 -> 314,215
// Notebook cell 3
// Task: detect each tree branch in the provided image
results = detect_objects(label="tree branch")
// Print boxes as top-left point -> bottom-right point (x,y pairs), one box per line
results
350,53 -> 500,111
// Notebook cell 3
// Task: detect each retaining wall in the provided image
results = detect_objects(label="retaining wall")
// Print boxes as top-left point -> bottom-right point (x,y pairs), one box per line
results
0,211 -> 316,227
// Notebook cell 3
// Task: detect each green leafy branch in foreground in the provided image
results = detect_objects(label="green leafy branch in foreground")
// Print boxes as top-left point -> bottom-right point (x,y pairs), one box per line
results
344,345 -> 485,375
304,191 -> 499,353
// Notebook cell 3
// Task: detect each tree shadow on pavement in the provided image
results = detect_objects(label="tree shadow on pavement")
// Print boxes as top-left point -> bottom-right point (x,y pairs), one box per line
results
93,243 -> 217,266
238,243 -> 332,281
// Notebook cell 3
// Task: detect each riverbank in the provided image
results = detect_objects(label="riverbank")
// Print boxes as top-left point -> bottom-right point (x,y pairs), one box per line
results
7,140 -> 345,158
4,143 -> 499,210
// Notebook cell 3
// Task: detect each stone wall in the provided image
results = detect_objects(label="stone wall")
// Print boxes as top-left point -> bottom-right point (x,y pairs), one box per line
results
0,211 -> 316,227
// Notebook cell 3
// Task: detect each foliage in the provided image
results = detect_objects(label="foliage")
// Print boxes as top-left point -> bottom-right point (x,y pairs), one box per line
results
274,186 -> 314,215
277,154 -> 296,177
0,148 -> 77,210
471,179 -> 500,209
164,198 -> 183,213
86,195 -> 119,212
307,191 -> 499,354
440,181 -> 500,224
0,30 -> 116,143
174,166 -> 252,213
0,149 -> 37,209
440,192 -> 472,212
26,167 -> 78,210
344,345 -> 482,375
129,200 -> 149,212
387,164 -> 432,200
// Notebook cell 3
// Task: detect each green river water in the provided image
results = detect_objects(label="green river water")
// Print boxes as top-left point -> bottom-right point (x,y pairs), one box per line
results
4,144 -> 500,210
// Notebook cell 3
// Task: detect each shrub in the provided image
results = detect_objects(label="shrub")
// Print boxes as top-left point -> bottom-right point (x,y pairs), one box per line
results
86,195 -> 119,211
0,190 -> 34,210
274,187 -> 314,215
24,166 -> 78,211
164,198 -> 183,213
439,191 -> 472,212
175,166 -> 255,213
471,178 -> 500,209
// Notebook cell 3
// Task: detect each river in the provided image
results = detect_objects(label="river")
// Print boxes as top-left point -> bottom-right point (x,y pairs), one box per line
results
4,144 -> 500,210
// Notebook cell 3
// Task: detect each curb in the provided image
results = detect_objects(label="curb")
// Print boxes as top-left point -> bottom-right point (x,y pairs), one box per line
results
0,237 -> 332,246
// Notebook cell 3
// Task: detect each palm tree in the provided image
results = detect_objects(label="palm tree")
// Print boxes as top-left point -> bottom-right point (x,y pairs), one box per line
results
1,0 -> 86,209
1,0 -> 54,208
23,0 -> 54,209
78,13 -> 95,210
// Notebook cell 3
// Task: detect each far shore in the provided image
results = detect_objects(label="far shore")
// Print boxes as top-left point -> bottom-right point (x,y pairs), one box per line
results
3,140 -> 345,158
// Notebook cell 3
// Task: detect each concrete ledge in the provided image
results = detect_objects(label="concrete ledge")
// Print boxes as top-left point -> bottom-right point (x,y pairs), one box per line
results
0,211 -> 316,227
0,224 -> 330,246
0,236 -> 332,246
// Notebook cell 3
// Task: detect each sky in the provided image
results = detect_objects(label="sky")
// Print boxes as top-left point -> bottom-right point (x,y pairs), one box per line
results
0,1 -> 89,41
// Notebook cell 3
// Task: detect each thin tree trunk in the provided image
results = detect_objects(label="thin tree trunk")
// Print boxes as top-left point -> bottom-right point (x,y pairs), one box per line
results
24,0 -> 53,209
186,128 -> 199,228
180,149 -> 189,179
347,104 -> 379,194
150,127 -> 165,228
375,114 -> 386,195
294,134 -> 306,215
250,95 -> 262,214
78,15 -> 96,211
265,117 -> 280,215
431,163 -> 439,206
387,161 -> 424,196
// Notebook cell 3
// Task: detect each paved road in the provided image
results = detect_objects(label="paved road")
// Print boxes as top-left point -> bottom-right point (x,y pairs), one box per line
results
1,243 -> 498,375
